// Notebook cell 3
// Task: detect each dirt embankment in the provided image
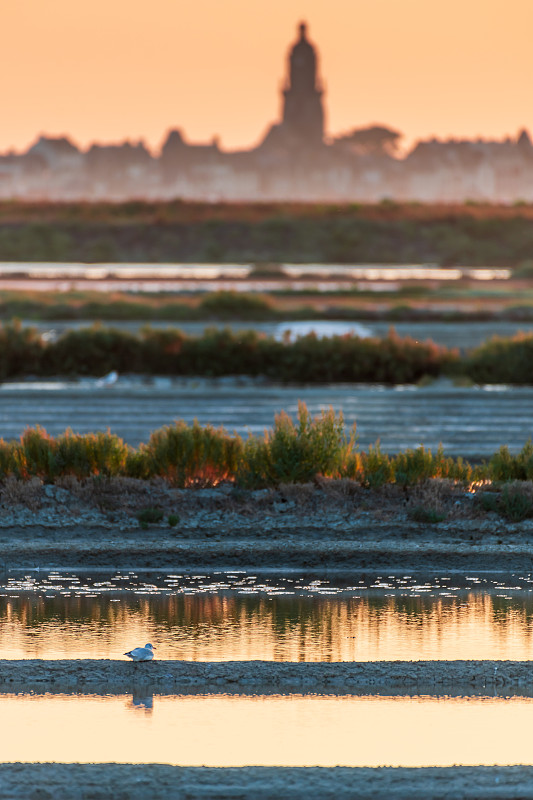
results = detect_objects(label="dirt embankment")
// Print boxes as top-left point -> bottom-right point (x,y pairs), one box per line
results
0,477 -> 531,572
0,659 -> 530,695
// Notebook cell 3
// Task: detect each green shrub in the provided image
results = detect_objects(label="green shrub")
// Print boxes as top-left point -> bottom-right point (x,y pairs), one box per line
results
269,329 -> 456,384
488,441 -> 533,481
409,506 -> 446,524
513,259 -> 533,278
124,450 -> 151,480
0,223 -> 72,261
249,263 -> 286,279
463,333 -> 533,385
199,291 -> 272,320
6,202 -> 533,265
480,493 -> 500,513
44,326 -> 141,375
0,323 -> 463,383
82,236 -> 119,263
179,328 -> 271,377
238,436 -> 271,489
19,426 -> 57,479
53,430 -> 129,478
392,445 -> 472,486
167,514 -> 179,527
137,507 -> 164,525
0,440 -> 18,478
359,444 -> 393,488
393,447 -> 441,487
0,406 -> 530,490
500,484 -> 533,521
143,419 -> 243,487
137,326 -> 186,374
0,321 -> 44,380
238,402 -> 356,487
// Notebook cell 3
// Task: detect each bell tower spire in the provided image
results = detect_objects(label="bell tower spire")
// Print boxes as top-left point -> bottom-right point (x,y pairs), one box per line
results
281,22 -> 325,147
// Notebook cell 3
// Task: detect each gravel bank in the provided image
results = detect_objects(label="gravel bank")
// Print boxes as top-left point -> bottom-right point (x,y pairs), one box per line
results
0,660 -> 532,695
1,764 -> 533,800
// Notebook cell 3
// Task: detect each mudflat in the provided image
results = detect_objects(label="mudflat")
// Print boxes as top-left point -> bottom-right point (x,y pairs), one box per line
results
0,659 -> 529,695
0,478 -> 530,572
1,764 -> 533,800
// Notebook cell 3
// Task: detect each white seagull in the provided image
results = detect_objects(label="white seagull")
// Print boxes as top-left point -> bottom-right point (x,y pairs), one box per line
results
124,643 -> 155,662
97,370 -> 119,387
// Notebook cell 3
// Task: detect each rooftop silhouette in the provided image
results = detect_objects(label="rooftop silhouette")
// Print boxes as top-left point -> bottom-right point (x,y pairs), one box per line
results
0,22 -> 532,203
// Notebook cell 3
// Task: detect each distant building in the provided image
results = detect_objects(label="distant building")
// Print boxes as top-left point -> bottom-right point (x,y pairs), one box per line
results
27,135 -> 82,170
261,22 -> 325,152
2,22 -> 533,202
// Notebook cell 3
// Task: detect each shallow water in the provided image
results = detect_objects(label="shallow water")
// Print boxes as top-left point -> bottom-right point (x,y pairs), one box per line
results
3,571 -> 533,662
3,318 -> 533,456
0,378 -> 532,455
1,692 -> 533,767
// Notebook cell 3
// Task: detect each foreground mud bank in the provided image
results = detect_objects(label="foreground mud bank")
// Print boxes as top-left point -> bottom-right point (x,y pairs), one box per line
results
0,659 -> 532,695
0,479 -> 532,572
1,764 -> 533,800
1,526 -> 533,572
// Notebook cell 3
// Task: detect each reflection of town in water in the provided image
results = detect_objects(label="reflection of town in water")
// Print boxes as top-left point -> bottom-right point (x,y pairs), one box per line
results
1,572 -> 533,661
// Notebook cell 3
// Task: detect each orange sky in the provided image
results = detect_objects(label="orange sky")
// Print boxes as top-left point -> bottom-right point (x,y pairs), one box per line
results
3,0 -> 533,154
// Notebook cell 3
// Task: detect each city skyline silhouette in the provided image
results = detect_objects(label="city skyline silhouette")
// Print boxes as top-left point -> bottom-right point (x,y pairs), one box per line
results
2,0 -> 533,155
2,18 -> 533,202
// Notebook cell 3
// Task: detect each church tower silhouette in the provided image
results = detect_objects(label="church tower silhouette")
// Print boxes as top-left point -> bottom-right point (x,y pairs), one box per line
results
281,22 -> 325,147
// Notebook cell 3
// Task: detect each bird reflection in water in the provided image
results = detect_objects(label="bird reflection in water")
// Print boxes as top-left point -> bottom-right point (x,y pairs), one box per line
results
126,690 -> 154,715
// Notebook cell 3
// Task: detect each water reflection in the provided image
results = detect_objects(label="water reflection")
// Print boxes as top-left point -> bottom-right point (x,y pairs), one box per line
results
1,692 -> 533,766
2,571 -> 533,661
127,690 -> 154,715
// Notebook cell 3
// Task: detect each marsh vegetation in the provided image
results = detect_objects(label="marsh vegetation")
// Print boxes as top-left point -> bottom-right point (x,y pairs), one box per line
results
4,200 -> 533,265
2,322 -> 533,384
0,403 -> 532,509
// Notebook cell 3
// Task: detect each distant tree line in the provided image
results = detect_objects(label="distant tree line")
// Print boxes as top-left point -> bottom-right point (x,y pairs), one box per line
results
1,323 -> 533,384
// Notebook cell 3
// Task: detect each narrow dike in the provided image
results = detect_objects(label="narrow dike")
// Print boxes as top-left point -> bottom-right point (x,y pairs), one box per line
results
0,659 -> 531,695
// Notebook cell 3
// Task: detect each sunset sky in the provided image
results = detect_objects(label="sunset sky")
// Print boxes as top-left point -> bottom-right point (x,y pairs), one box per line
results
3,0 -> 533,155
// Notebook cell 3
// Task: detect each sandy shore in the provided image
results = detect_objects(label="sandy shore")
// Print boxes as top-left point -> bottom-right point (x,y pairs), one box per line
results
1,764 -> 533,799
0,659 -> 531,695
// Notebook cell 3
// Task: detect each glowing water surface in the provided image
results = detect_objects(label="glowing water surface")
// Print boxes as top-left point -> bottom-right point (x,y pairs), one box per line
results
2,571 -> 533,661
2,693 -> 533,767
